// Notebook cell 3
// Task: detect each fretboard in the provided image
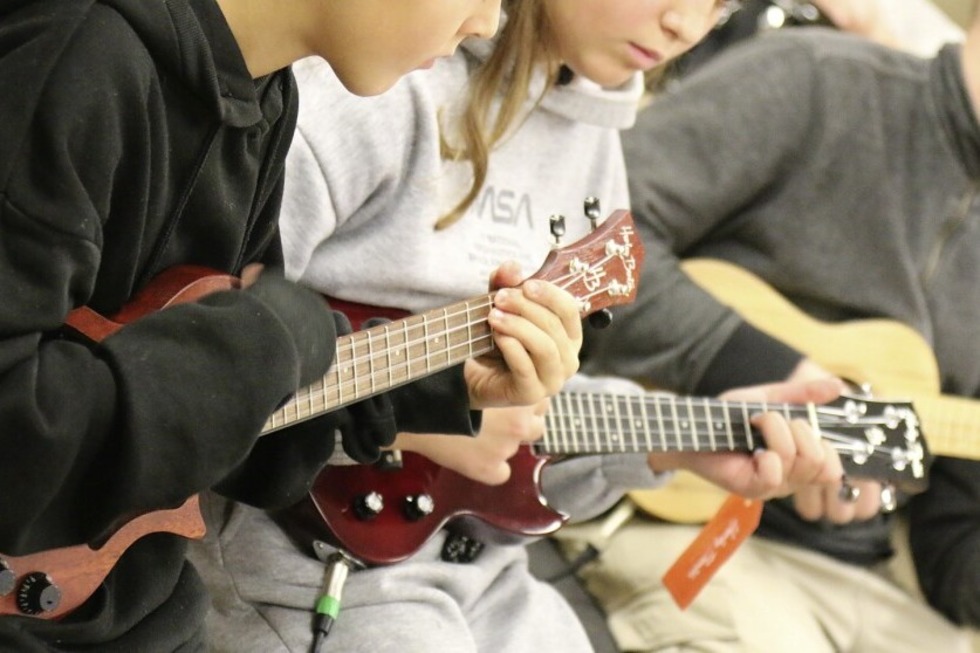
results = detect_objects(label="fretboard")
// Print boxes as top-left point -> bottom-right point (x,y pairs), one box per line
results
909,394 -> 980,460
262,295 -> 494,433
539,391 -> 815,455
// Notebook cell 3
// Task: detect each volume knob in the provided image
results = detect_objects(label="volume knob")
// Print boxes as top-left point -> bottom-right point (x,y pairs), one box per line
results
16,572 -> 62,615
352,491 -> 384,520
404,494 -> 435,521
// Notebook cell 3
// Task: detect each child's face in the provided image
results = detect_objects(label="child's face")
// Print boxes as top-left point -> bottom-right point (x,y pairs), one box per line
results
320,0 -> 500,96
543,0 -> 726,88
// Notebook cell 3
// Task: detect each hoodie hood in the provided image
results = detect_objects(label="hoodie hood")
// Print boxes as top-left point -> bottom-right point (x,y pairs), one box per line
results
100,0 -> 263,127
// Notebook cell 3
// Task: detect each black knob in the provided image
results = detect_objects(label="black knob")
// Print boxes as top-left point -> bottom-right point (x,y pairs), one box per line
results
352,491 -> 384,520
588,308 -> 614,329
404,494 -> 435,521
16,572 -> 61,615
0,559 -> 15,596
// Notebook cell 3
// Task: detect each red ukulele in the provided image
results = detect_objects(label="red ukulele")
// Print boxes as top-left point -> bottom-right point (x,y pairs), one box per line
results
1,208 -> 645,619
306,389 -> 929,565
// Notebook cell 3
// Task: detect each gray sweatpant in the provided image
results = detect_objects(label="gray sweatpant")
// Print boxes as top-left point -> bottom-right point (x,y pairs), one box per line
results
189,492 -> 594,653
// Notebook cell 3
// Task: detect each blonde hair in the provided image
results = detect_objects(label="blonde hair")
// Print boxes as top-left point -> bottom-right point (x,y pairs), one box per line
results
435,0 -> 562,230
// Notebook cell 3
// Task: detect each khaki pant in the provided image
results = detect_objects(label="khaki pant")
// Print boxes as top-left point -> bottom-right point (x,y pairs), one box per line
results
554,506 -> 971,653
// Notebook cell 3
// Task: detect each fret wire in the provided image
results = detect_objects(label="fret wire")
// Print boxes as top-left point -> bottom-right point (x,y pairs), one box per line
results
568,392 -> 584,451
579,392 -> 609,453
541,403 -> 552,452
654,395 -> 668,452
703,397 -> 716,452
587,392 -> 600,453
612,394 -> 626,452
573,393 -> 582,453
335,348 -> 345,408
568,392 -> 580,453
587,392 -> 602,454
542,397 -> 554,453
638,394 -> 653,452
385,324 -> 393,390
685,396 -> 697,452
367,330 -> 376,395
353,335 -> 363,400
556,393 -> 572,453
743,400 -> 754,450
442,308 -> 450,367
548,393 -> 561,453
624,394 -> 639,454
723,400 -> 735,451
563,392 -> 576,453
668,397 -> 682,452
552,394 -> 566,454
564,393 -> 577,452
600,393 -> 617,452
576,392 -> 592,454
600,393 -> 612,452
399,321 -> 409,396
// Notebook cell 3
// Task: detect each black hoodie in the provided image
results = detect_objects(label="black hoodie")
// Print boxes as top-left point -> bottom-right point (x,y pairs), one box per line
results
0,0 -> 473,649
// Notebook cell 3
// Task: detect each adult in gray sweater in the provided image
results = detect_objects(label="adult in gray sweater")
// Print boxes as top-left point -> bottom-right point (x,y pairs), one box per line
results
575,17 -> 980,653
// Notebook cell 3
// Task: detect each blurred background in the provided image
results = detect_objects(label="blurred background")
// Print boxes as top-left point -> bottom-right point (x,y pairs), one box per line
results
935,0 -> 974,25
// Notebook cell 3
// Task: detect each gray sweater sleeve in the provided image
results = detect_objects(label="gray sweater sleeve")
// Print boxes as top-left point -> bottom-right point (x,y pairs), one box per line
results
582,34 -> 820,393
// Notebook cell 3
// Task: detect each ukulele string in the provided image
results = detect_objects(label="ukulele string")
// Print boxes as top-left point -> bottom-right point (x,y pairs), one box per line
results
292,269 -> 601,406
325,260 -> 614,366
540,396 -> 915,464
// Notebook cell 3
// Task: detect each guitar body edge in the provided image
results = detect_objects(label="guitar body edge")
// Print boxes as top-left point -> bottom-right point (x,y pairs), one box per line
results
308,445 -> 566,566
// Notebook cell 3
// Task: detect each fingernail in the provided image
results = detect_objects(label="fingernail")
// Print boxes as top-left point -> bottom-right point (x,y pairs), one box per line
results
523,280 -> 541,296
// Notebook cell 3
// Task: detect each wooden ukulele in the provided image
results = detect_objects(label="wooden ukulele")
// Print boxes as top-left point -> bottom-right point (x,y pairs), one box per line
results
0,209 -> 644,620
306,388 -> 929,565
630,257 -> 978,523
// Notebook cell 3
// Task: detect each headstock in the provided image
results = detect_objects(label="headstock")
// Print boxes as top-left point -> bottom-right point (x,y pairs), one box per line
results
817,394 -> 931,494
528,208 -> 643,318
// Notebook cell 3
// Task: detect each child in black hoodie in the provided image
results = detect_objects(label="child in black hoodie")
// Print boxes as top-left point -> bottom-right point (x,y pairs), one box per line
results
0,1 -> 585,650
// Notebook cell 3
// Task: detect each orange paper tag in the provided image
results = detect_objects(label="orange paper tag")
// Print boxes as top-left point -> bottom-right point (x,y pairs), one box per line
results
661,493 -> 762,609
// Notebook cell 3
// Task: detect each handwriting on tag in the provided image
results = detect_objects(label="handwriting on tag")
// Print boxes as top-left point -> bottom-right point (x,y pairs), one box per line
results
661,494 -> 762,609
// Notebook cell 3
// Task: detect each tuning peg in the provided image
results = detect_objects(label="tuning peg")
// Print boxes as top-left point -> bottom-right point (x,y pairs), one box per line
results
549,214 -> 566,246
584,197 -> 601,231
588,309 -> 614,329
